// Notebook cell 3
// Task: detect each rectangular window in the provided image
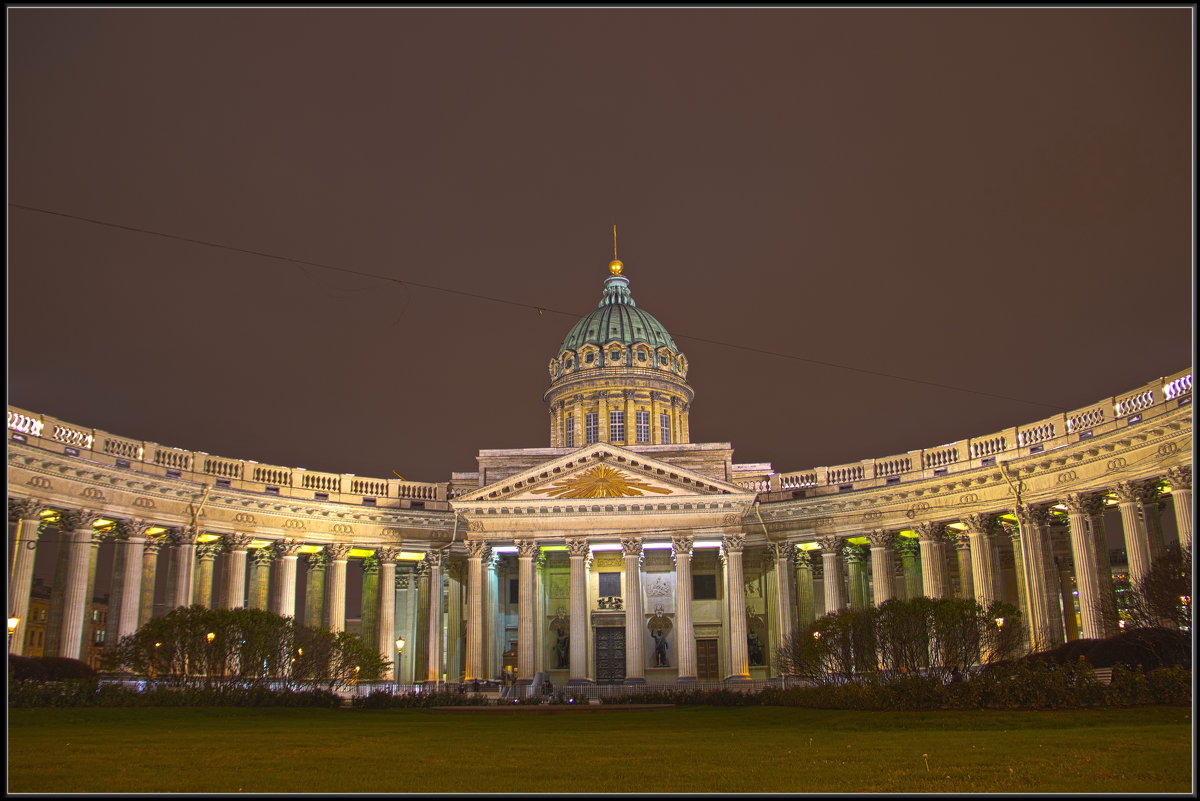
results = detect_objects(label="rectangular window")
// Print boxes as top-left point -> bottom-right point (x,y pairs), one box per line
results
585,413 -> 599,444
610,410 -> 625,442
635,410 -> 650,443
598,572 -> 622,598
565,414 -> 575,448
660,413 -> 672,445
509,578 -> 519,605
693,573 -> 717,600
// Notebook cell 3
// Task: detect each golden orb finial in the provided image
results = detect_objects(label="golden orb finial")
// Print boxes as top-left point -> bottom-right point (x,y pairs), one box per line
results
609,259 -> 624,275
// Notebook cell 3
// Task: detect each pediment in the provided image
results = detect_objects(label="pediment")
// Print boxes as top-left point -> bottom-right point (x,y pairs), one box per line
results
453,443 -> 747,504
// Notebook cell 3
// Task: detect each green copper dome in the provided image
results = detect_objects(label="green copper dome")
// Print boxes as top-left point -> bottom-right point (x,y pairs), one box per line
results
558,274 -> 679,353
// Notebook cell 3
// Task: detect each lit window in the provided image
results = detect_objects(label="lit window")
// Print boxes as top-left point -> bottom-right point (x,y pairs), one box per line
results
92,609 -> 99,622
585,413 -> 599,444
660,413 -> 672,445
610,410 -> 625,442
636,410 -> 650,443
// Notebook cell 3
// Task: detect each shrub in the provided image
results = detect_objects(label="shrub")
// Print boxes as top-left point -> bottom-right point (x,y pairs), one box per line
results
1085,628 -> 1190,671
34,657 -> 96,680
8,654 -> 50,681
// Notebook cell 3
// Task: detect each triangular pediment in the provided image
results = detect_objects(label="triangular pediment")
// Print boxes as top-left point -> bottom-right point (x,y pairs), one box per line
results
453,443 -> 747,504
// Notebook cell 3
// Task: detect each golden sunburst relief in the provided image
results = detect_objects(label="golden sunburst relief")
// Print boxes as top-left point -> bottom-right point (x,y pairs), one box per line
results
530,464 -> 674,499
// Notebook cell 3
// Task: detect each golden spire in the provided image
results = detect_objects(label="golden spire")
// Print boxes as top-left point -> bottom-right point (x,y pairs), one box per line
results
609,224 -> 624,275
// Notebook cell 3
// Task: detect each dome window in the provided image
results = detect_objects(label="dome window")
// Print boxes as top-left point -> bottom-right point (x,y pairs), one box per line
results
610,350 -> 621,362
585,352 -> 594,364
638,351 -> 647,362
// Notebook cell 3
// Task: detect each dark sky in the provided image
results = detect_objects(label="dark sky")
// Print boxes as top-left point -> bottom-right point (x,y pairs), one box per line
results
9,8 -> 1193,485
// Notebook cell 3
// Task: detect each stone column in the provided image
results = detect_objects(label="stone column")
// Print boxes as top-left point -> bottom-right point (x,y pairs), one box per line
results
413,560 -> 430,680
672,534 -> 696,683
722,533 -> 750,682
221,534 -> 254,610
896,537 -> 922,600
650,393 -> 662,445
793,546 -> 817,625
768,542 -> 794,654
424,550 -> 446,686
866,530 -> 895,607
360,555 -> 380,651
565,537 -> 591,685
1063,494 -> 1105,639
954,535 -> 974,599
484,553 -> 500,680
597,393 -> 609,444
193,544 -> 219,608
1056,556 -> 1079,641
915,523 -> 948,599
515,539 -> 538,684
1166,466 -> 1192,550
623,389 -> 636,445
56,509 -> 102,660
396,571 -> 414,683
78,525 -> 108,661
621,536 -> 647,685
844,545 -> 869,610
139,537 -> 164,628
303,551 -> 328,628
962,514 -> 998,608
446,556 -> 465,682
272,540 -> 303,619
111,519 -> 151,643
7,498 -> 45,656
1082,500 -> 1118,636
1114,480 -> 1155,585
1013,505 -> 1057,651
324,544 -> 352,633
376,548 -> 399,680
248,547 -> 274,610
171,527 -> 199,610
819,536 -> 845,614
464,541 -> 488,682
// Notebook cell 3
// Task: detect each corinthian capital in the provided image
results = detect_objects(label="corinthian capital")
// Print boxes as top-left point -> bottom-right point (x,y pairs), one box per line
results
116,518 -> 155,540
671,535 -> 694,557
171,526 -> 200,546
912,522 -> 945,542
766,541 -> 791,561
465,540 -> 490,559
565,537 -> 591,558
423,549 -> 447,570
1166,466 -> 1192,492
817,535 -> 843,554
721,533 -> 745,555
274,539 -> 305,558
620,537 -> 644,557
8,497 -> 46,523
304,551 -> 329,571
195,543 -> 222,562
376,547 -> 402,562
222,533 -> 255,552
866,530 -> 895,549
1112,480 -> 1153,505
514,539 -> 539,558
324,543 -> 353,562
59,509 -> 104,531
961,514 -> 994,535
1062,493 -> 1104,517
249,547 -> 275,567
1014,504 -> 1051,528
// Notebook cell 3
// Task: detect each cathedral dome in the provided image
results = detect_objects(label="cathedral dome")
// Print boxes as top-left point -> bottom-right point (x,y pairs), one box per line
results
557,273 -> 679,354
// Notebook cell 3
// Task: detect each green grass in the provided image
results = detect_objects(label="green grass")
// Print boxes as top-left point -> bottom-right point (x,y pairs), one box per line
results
7,705 -> 1192,793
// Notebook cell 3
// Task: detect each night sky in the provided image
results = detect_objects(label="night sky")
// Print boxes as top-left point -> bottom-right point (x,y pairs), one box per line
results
9,8 -> 1193,486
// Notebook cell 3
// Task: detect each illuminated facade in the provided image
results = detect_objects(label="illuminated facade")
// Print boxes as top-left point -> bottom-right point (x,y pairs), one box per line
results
6,256 -> 1194,686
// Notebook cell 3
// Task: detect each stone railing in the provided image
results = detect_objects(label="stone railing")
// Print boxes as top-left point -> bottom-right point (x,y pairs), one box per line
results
768,368 -> 1191,497
6,406 -> 450,511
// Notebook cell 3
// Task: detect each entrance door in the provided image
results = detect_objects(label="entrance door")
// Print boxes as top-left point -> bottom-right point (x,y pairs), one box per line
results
594,627 -> 626,684
696,638 -> 719,681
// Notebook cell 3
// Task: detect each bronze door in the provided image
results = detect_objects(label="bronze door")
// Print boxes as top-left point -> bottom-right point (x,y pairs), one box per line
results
594,627 -> 626,684
696,638 -> 720,681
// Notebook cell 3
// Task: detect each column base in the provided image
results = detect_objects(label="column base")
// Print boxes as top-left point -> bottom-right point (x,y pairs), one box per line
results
675,675 -> 697,684
622,676 -> 647,686
723,674 -> 753,685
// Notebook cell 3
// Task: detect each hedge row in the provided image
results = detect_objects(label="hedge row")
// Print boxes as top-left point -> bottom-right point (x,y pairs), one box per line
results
8,680 -> 343,708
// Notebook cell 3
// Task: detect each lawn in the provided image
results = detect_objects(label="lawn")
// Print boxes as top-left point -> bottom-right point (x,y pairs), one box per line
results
7,705 -> 1192,794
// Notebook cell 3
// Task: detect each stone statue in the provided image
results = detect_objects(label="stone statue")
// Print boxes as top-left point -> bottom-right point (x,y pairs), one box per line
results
652,629 -> 669,667
747,630 -> 765,666
554,630 -> 569,669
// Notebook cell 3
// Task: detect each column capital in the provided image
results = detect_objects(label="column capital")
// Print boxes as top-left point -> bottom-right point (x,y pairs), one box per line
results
791,544 -> 815,567
1014,504 -> 1052,528
620,536 -> 644,557
843,543 -> 868,564
721,533 -> 746,555
671,534 -> 694,557
514,539 -> 539,558
8,496 -> 47,523
249,547 -> 275,567
171,526 -> 200,546
115,518 -> 154,540
376,546 -> 402,562
866,529 -> 895,549
424,549 -> 447,570
59,508 -> 104,531
1112,479 -> 1154,505
304,550 -> 329,570
961,513 -> 995,535
817,535 -> 843,554
360,554 -> 380,575
565,537 -> 590,558
952,532 -> 971,551
465,539 -> 490,559
142,536 -> 168,556
912,521 -> 946,542
222,533 -> 255,552
396,573 -> 411,590
195,543 -> 222,562
325,543 -> 353,562
1166,466 -> 1192,492
274,538 -> 305,558
1063,492 -> 1105,516
894,536 -> 920,557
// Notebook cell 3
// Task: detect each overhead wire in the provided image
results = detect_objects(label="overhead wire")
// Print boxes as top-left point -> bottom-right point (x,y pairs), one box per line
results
9,202 -> 1059,409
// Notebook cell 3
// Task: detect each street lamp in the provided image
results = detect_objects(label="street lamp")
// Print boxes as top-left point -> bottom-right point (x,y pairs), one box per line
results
8,617 -> 20,652
395,638 -> 406,692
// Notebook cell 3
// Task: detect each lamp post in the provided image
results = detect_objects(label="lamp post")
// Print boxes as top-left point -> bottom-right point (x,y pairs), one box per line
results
8,617 -> 19,652
395,637 -> 406,693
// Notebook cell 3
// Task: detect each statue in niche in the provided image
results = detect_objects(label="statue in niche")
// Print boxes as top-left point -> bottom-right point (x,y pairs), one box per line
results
651,629 -> 670,667
747,629 -> 765,667
554,630 -> 569,669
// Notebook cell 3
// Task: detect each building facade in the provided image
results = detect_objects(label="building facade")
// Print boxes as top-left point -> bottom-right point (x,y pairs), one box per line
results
6,256 -> 1194,684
